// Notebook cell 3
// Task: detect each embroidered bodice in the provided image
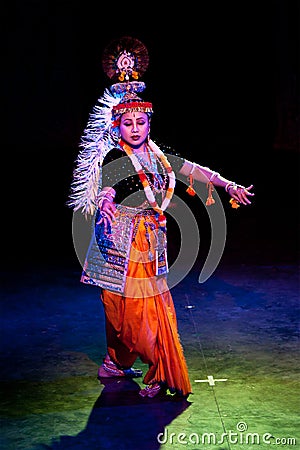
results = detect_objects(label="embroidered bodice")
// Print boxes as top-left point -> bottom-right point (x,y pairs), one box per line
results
101,147 -> 185,207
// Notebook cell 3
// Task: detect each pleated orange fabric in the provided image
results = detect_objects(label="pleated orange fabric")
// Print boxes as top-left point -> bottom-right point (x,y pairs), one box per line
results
101,214 -> 192,396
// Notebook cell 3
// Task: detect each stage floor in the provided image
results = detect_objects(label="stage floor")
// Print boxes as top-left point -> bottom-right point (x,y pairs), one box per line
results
1,261 -> 299,449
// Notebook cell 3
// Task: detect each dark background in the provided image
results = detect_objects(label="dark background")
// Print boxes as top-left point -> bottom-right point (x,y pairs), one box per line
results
2,1 -> 299,270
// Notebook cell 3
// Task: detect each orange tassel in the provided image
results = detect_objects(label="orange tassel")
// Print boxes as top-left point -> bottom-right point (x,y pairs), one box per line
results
229,198 -> 240,209
206,182 -> 215,206
186,175 -> 196,196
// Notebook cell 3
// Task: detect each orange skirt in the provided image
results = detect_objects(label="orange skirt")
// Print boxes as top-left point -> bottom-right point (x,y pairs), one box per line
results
101,213 -> 192,396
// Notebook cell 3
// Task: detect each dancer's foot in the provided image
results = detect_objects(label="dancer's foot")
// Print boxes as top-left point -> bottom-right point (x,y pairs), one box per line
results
97,356 -> 142,379
139,383 -> 162,398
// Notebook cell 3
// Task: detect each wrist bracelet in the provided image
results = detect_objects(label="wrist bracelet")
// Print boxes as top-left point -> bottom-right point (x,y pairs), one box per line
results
225,182 -> 237,193
96,190 -> 115,207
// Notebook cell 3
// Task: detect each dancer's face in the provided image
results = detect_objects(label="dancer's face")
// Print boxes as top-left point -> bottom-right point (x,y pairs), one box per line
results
119,111 -> 150,149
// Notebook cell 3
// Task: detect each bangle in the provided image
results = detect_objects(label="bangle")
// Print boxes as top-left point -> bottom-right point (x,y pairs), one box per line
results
225,182 -> 237,193
96,190 -> 115,208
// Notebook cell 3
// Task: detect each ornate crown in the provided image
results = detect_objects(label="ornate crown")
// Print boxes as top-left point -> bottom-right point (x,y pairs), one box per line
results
102,36 -> 153,118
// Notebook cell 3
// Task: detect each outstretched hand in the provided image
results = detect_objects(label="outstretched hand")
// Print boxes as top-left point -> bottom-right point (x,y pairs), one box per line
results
228,184 -> 255,206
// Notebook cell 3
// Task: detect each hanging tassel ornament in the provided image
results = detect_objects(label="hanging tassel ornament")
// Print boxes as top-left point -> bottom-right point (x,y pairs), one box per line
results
206,182 -> 215,206
186,174 -> 196,196
229,198 -> 240,209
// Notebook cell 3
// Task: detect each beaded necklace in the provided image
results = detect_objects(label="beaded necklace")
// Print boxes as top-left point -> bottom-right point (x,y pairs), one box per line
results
134,150 -> 167,194
118,138 -> 176,229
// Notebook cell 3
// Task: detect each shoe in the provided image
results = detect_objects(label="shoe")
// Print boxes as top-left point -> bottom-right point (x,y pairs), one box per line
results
139,383 -> 161,398
97,356 -> 143,379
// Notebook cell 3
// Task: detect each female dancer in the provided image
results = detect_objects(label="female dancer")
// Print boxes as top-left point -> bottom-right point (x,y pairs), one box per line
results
68,36 -> 254,398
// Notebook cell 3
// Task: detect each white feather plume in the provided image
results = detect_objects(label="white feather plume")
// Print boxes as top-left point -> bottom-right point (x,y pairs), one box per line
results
67,88 -> 122,217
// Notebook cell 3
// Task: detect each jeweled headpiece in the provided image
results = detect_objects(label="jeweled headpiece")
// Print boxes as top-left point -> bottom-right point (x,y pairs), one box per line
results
102,36 -> 153,120
68,36 -> 153,216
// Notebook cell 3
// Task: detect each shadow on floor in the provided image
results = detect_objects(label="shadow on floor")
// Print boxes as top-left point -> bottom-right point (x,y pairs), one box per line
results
44,378 -> 191,450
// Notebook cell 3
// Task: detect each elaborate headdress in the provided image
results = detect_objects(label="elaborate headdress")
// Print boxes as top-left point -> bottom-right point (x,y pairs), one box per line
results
68,36 -> 153,216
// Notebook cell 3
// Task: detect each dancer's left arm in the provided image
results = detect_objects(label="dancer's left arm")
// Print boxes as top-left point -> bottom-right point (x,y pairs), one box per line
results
179,160 -> 254,206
